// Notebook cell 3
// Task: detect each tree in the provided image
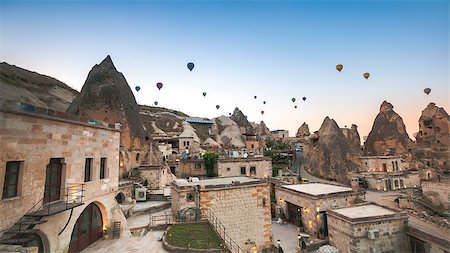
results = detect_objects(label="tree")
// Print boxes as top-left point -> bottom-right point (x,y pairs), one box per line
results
202,151 -> 219,177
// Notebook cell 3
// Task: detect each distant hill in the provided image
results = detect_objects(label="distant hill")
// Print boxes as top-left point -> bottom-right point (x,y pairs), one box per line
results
0,62 -> 79,111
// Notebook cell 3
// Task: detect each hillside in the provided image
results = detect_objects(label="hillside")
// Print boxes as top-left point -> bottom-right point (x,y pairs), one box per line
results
0,62 -> 79,111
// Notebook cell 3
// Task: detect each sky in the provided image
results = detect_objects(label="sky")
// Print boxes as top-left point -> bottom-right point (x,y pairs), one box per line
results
1,0 -> 449,139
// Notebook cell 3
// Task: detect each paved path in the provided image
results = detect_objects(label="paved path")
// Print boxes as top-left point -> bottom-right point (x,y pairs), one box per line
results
81,230 -> 168,253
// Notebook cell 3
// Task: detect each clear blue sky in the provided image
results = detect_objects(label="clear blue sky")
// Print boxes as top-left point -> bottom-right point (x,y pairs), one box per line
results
1,0 -> 448,138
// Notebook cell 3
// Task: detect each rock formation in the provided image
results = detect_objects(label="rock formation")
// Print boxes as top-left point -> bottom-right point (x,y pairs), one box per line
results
296,122 -> 310,139
67,56 -> 162,175
0,62 -> 79,111
253,121 -> 272,141
230,107 -> 255,135
413,103 -> 450,174
341,124 -> 361,152
363,101 -> 412,156
304,117 -> 361,183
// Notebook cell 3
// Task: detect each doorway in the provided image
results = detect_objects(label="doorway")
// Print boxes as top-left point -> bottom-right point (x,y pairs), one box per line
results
286,202 -> 303,228
69,203 -> 103,252
44,158 -> 62,203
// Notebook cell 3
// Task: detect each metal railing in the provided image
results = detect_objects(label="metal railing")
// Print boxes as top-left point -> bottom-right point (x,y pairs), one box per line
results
16,184 -> 85,243
207,210 -> 244,253
149,211 -> 173,226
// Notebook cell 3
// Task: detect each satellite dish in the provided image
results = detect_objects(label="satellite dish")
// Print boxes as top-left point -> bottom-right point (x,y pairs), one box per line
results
243,153 -> 248,158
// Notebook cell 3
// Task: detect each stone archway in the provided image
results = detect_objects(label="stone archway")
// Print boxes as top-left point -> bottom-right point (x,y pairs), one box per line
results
394,180 -> 399,190
68,202 -> 104,253
400,179 -> 404,189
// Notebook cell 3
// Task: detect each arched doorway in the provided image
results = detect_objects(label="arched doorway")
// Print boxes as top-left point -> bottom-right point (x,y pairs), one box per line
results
400,179 -> 404,189
386,179 -> 392,191
394,180 -> 399,190
24,233 -> 44,253
69,203 -> 103,252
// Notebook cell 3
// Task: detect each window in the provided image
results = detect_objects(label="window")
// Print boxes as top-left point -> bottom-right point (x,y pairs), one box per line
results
136,153 -> 140,162
186,141 -> 190,147
100,158 -> 107,179
250,166 -> 256,175
84,158 -> 93,182
195,163 -> 202,170
240,167 -> 246,175
251,144 -> 254,149
186,192 -> 195,202
3,161 -> 21,199
227,167 -> 231,171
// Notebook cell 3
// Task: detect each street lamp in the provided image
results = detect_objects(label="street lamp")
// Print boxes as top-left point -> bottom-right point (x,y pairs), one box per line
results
277,239 -> 280,248
298,234 -> 301,248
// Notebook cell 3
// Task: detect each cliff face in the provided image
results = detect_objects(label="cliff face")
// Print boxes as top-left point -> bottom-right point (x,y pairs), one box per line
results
67,56 -> 145,139
0,62 -> 79,111
304,117 -> 361,183
413,103 -> 450,174
363,101 -> 412,156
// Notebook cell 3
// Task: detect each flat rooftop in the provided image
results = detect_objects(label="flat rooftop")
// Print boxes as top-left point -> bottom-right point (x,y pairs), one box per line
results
174,176 -> 259,187
282,183 -> 353,196
333,204 -> 395,219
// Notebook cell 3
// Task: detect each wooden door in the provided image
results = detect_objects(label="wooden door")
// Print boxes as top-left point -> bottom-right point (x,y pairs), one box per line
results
69,203 -> 103,252
44,158 -> 62,203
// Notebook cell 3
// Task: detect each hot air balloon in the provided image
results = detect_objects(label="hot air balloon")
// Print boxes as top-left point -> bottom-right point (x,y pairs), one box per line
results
363,73 -> 370,79
216,105 -> 220,109
135,86 -> 140,92
229,113 -> 232,116
154,101 -> 158,106
294,105 -> 298,109
302,97 -> 306,101
187,62 -> 194,71
261,110 -> 264,115
292,98 -> 296,103
156,82 -> 163,90
336,64 -> 343,72
203,92 -> 207,97
254,96 -> 257,99
424,88 -> 431,95
263,101 -> 266,104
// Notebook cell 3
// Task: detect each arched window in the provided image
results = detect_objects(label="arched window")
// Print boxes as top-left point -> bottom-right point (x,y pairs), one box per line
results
136,153 -> 140,162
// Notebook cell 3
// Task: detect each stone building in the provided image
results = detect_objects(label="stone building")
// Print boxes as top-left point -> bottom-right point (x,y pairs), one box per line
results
177,159 -> 208,178
170,177 -> 272,252
217,157 -> 272,178
327,204 -> 408,253
271,130 -> 289,140
351,156 -> 420,191
135,165 -> 174,190
275,183 -> 361,237
0,101 -> 127,253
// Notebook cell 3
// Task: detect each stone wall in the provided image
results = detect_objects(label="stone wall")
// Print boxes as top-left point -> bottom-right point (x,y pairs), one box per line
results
421,180 -> 450,207
360,156 -> 403,172
328,208 -> 408,253
0,110 -> 126,252
217,158 -> 271,178
199,183 -> 272,252
275,186 -> 361,236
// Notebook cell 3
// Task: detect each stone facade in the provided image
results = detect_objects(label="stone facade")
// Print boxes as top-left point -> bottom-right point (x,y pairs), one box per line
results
328,204 -> 408,253
352,170 -> 420,191
171,177 -> 272,252
360,156 -> 404,172
178,159 -> 207,178
0,107 -> 127,253
137,165 -> 175,190
421,179 -> 450,208
275,183 -> 362,236
217,157 -> 272,178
